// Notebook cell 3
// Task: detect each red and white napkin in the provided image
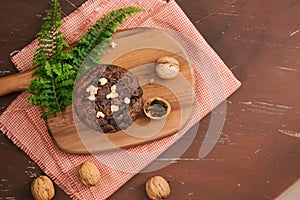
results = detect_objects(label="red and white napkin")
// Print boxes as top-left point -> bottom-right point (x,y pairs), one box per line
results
0,0 -> 241,199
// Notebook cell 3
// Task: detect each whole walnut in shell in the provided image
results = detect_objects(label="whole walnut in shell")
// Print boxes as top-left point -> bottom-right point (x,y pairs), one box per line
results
31,175 -> 55,200
145,176 -> 171,200
77,161 -> 100,186
155,56 -> 180,79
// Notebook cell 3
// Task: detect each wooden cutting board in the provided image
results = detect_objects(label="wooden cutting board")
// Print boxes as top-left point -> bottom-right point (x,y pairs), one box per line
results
1,28 -> 195,154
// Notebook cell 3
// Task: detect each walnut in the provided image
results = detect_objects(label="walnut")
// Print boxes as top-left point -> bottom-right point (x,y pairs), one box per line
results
155,56 -> 180,79
77,161 -> 100,186
143,97 -> 171,120
145,176 -> 171,200
31,175 -> 55,200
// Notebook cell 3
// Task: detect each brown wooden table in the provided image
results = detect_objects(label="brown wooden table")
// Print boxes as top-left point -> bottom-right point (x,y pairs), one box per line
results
1,0 -> 300,199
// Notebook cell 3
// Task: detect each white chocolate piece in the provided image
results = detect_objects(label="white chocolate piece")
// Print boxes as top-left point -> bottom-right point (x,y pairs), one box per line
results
99,78 -> 108,86
111,93 -> 118,98
124,97 -> 130,104
86,85 -> 98,93
96,111 -> 105,118
91,87 -> 98,95
111,105 -> 119,112
106,92 -> 118,99
111,85 -> 116,92
88,95 -> 96,101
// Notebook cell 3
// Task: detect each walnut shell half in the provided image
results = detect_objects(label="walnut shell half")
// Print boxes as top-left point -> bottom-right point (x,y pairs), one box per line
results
77,161 -> 100,186
31,175 -> 55,200
145,176 -> 171,200
143,97 -> 171,120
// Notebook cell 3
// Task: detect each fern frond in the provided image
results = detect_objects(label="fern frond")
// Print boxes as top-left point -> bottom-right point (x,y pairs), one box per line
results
27,2 -> 143,118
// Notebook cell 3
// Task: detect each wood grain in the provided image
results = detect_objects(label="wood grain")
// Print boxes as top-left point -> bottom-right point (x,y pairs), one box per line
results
0,68 -> 36,96
47,28 -> 195,154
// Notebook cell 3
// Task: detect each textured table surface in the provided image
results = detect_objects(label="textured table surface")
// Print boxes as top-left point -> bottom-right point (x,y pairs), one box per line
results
1,0 -> 300,199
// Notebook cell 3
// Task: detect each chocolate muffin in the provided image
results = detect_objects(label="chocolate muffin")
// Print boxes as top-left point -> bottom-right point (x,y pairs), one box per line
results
73,64 -> 143,133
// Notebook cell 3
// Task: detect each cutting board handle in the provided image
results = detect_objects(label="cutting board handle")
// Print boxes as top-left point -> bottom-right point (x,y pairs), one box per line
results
0,68 -> 36,96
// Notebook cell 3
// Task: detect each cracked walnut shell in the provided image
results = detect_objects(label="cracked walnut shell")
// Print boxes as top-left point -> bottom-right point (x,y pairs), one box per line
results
143,97 -> 171,120
31,175 -> 55,200
77,161 -> 100,186
145,176 -> 171,200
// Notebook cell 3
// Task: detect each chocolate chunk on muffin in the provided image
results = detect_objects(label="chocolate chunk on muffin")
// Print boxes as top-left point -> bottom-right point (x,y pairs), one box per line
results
73,64 -> 143,133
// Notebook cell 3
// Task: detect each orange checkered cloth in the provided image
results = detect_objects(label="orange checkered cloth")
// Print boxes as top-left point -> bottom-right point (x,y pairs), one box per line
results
0,0 -> 241,199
